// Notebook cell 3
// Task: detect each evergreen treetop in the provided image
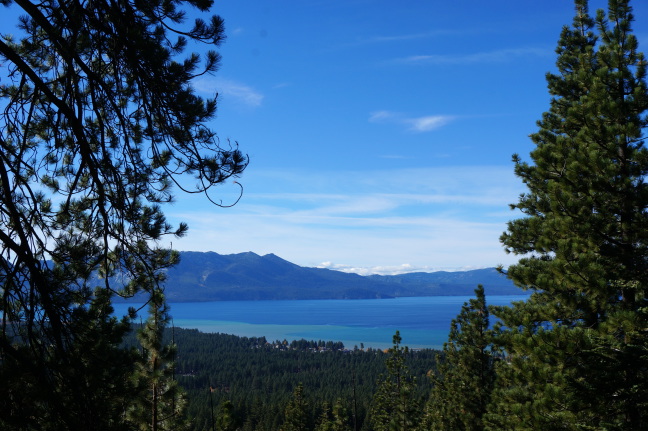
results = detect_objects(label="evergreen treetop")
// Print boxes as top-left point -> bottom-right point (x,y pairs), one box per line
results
369,331 -> 421,431
425,285 -> 495,431
487,0 -> 648,429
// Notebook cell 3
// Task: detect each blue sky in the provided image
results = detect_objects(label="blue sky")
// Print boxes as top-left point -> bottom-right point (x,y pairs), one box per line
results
166,0 -> 648,274
5,1 -> 648,274
159,0 -> 648,275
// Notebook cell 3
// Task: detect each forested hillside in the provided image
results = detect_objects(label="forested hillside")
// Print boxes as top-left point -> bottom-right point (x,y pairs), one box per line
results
125,328 -> 438,431
127,251 -> 521,302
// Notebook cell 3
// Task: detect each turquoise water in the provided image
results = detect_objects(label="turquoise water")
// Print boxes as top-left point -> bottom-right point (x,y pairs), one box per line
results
114,296 -> 527,350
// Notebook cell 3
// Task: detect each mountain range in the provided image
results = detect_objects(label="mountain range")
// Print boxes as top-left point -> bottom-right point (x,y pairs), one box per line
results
127,251 -> 524,302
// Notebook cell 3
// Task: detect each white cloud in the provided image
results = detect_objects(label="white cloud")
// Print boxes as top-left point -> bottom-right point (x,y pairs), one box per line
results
349,30 -> 462,46
317,262 -> 486,276
165,166 -> 525,273
170,209 -> 515,275
405,115 -> 454,132
247,191 -> 515,218
368,110 -> 396,122
378,154 -> 409,159
397,47 -> 550,65
272,82 -> 291,89
364,31 -> 442,43
369,110 -> 454,132
193,77 -> 264,107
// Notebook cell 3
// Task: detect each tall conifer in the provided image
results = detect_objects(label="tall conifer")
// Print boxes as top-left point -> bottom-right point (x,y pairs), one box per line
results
316,400 -> 351,431
424,285 -> 495,431
216,399 -> 237,431
281,383 -> 310,431
486,1 -> 648,429
129,288 -> 188,431
369,331 -> 421,431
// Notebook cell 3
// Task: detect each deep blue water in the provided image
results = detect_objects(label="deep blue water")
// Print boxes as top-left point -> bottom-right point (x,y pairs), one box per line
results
113,296 -> 527,350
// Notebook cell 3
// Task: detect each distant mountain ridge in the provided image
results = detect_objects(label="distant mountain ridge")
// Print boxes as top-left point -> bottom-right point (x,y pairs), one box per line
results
131,251 -> 524,302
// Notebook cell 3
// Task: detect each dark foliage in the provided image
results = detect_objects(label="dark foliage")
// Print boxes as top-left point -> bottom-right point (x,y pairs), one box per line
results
124,328 -> 438,431
487,1 -> 648,429
424,285 -> 496,431
0,1 -> 246,428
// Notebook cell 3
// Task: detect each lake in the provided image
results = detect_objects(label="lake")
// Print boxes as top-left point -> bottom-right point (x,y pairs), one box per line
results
114,295 -> 528,350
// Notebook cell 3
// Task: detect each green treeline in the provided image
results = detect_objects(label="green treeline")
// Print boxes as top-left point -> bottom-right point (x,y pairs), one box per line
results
124,328 -> 437,431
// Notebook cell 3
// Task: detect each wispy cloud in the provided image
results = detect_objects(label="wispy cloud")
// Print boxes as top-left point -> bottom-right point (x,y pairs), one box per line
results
166,166 -> 525,273
365,33 -> 429,43
397,47 -> 550,65
317,262 -> 486,276
368,110 -> 395,122
359,30 -> 457,44
247,191 -> 517,217
193,77 -> 264,107
236,166 -> 519,201
348,29 -> 465,47
272,82 -> 291,89
379,154 -> 409,160
369,110 -> 454,132
171,209 -> 513,275
405,115 -> 453,132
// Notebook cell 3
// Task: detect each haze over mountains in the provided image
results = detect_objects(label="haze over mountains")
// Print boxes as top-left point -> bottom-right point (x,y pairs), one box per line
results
141,251 -> 523,302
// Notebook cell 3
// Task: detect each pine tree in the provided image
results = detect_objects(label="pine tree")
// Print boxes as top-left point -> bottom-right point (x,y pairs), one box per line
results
316,402 -> 335,431
485,1 -> 648,429
331,399 -> 352,431
0,0 -> 246,428
216,399 -> 237,431
316,400 -> 351,431
369,331 -> 421,431
1,287 -> 138,430
281,383 -> 310,431
423,285 -> 496,431
128,288 -> 188,431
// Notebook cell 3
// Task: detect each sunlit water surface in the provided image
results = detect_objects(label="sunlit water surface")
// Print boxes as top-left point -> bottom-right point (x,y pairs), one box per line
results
114,295 -> 527,350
